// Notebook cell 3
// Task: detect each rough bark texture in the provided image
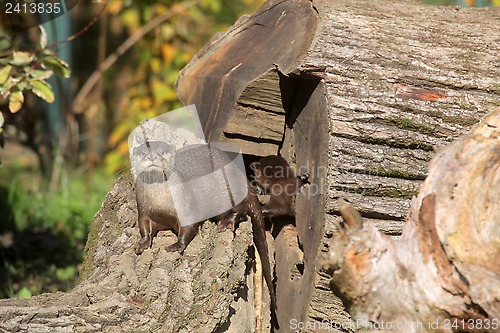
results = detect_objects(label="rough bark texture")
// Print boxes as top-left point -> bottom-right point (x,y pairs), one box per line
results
322,107 -> 499,332
1,0 -> 499,332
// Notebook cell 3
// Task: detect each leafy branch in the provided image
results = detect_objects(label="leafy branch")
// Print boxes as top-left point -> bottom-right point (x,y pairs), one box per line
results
0,26 -> 71,113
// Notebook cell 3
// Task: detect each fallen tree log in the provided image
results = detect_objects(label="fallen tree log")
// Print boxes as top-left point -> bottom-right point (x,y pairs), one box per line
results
0,0 -> 498,332
176,0 -> 499,331
322,107 -> 499,332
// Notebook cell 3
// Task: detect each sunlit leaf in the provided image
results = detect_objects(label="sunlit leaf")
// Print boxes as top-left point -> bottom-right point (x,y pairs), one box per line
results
138,96 -> 152,109
151,78 -> 176,105
155,3 -> 169,14
160,24 -> 175,41
56,266 -> 77,281
0,76 -> 16,97
15,80 -> 28,92
42,48 -> 55,57
28,69 -> 54,80
122,8 -> 140,31
109,121 -> 132,146
201,0 -> 222,13
143,5 -> 153,21
161,44 -> 176,65
150,57 -> 162,74
17,287 -> 32,299
10,51 -> 34,66
118,141 -> 129,156
165,69 -> 179,84
30,80 -> 55,103
9,91 -> 24,113
0,112 -> 4,127
104,150 -> 126,174
108,0 -> 123,14
39,25 -> 48,49
0,65 -> 11,85
42,57 -> 71,78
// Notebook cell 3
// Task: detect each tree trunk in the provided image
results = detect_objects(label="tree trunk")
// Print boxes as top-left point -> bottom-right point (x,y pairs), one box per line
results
1,0 -> 499,332
322,107 -> 499,332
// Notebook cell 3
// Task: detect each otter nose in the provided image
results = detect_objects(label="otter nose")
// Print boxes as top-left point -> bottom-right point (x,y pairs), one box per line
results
145,154 -> 161,163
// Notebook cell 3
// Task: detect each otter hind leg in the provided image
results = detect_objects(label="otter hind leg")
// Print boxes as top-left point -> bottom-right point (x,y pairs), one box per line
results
165,224 -> 199,254
136,215 -> 157,255
216,210 -> 247,232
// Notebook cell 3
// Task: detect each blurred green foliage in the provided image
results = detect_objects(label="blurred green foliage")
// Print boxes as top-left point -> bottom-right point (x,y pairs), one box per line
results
0,165 -> 113,298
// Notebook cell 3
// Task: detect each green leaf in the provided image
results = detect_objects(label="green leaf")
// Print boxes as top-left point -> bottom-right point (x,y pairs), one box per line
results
9,91 -> 24,113
56,266 -> 77,281
0,65 -> 11,84
0,76 -> 16,98
201,0 -> 221,13
42,57 -> 71,78
15,80 -> 28,91
151,78 -> 176,105
30,80 -> 54,103
10,51 -> 34,66
28,69 -> 54,80
17,287 -> 32,299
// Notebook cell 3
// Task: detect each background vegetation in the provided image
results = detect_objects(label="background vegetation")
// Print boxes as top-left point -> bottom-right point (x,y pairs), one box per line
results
0,0 -> 497,299
0,0 -> 265,299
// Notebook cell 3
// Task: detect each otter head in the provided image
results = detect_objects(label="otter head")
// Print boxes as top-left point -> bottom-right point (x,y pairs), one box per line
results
132,141 -> 175,184
250,156 -> 296,191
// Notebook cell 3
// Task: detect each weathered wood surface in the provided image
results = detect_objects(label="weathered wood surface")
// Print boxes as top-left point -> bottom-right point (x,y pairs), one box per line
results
222,70 -> 286,157
1,0 -> 499,332
322,107 -> 499,332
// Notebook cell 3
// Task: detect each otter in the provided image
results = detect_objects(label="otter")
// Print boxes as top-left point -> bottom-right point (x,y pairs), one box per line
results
250,156 -> 304,218
132,142 -> 277,311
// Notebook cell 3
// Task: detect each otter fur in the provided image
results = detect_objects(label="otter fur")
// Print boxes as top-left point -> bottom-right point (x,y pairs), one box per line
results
250,155 -> 304,218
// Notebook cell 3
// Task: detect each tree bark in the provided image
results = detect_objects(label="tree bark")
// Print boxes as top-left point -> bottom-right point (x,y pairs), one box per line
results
1,0 -> 499,332
322,107 -> 499,332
